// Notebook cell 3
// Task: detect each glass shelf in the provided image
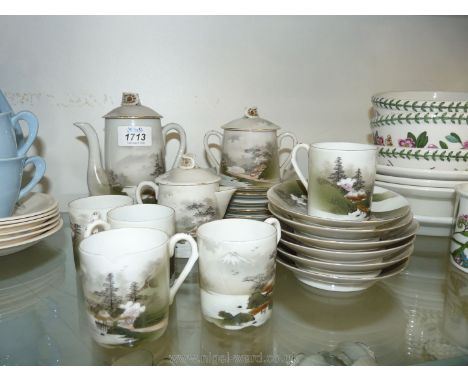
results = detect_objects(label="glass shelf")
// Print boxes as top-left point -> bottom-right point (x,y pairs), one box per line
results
0,214 -> 467,366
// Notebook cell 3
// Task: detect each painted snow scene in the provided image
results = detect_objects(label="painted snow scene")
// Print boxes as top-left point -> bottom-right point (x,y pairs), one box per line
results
199,237 -> 276,330
219,131 -> 280,187
158,186 -> 218,235
309,156 -> 375,220
107,151 -> 166,194
81,259 -> 170,347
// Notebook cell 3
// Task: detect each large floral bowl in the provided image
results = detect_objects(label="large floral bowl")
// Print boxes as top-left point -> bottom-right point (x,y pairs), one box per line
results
371,112 -> 468,151
371,91 -> 468,117
376,146 -> 468,171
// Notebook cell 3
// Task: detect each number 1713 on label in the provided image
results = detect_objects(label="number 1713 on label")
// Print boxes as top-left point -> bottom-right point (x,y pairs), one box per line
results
118,126 -> 152,147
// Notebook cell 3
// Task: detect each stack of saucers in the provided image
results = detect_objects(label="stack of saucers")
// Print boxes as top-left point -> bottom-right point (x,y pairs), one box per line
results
223,184 -> 272,221
0,193 -> 63,257
268,179 -> 418,293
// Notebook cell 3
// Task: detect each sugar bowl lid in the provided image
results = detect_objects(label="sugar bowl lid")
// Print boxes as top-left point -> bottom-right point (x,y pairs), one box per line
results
103,92 -> 162,119
155,155 -> 221,185
221,107 -> 280,131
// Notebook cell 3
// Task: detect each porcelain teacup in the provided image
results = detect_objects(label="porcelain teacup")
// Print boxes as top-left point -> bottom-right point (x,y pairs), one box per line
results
78,227 -> 198,347
196,218 -> 280,330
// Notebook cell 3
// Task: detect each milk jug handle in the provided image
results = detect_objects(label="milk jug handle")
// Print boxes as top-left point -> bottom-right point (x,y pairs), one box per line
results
162,123 -> 187,171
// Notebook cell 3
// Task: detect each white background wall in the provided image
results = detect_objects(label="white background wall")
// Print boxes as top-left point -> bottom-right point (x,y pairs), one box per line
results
1,16 -> 468,209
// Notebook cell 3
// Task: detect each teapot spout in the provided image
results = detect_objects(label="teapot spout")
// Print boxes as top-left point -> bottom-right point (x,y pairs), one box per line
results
74,122 -> 111,196
215,186 -> 236,218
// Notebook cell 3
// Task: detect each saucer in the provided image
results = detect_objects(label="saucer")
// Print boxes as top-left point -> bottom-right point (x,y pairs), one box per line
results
277,256 -> 410,292
281,220 -> 419,251
267,180 -> 411,229
0,193 -> 58,225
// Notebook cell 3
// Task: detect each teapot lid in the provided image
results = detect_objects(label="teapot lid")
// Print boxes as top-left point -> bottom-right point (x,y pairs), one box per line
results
155,155 -> 221,186
221,107 -> 280,131
103,93 -> 163,119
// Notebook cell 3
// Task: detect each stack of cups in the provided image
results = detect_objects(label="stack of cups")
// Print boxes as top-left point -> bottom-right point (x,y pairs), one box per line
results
0,93 -> 45,218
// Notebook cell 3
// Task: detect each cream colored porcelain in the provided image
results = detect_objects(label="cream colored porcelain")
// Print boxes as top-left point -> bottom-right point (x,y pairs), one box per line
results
277,245 -> 413,274
0,193 -> 58,225
291,142 -> 377,221
277,256 -> 410,292
270,203 -> 413,241
268,180 -> 411,229
0,214 -> 60,238
281,220 -> 419,251
79,227 -> 198,347
197,218 -> 280,330
279,235 -> 414,263
136,155 -> 235,234
0,218 -> 63,256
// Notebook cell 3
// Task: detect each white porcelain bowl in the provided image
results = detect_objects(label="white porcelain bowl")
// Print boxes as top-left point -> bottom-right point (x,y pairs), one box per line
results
376,173 -> 463,189
375,180 -> 455,218
371,91 -> 468,116
415,215 -> 453,237
377,164 -> 468,181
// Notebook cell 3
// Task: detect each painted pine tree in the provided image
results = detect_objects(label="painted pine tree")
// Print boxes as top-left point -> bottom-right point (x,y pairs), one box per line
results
328,156 -> 346,184
95,273 -> 123,316
353,168 -> 365,191
150,154 -> 165,177
126,281 -> 140,302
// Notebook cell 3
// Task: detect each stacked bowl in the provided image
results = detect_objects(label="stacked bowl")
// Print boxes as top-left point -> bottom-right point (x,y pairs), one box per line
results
0,91 -> 62,256
370,91 -> 468,237
268,179 -> 418,292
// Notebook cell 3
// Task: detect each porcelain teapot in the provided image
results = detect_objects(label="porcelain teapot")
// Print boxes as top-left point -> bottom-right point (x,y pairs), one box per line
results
204,107 -> 297,187
75,92 -> 186,196
135,155 -> 236,235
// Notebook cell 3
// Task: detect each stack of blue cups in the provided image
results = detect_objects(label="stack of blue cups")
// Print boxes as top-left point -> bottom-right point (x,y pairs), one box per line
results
0,90 -> 46,218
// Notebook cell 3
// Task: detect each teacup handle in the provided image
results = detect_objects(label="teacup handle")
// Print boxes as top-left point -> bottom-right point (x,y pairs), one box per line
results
291,143 -> 310,191
83,219 -> 111,238
264,217 -> 281,244
135,181 -> 159,204
11,111 -> 39,157
278,132 -> 298,176
162,123 -> 187,171
18,156 -> 46,200
168,233 -> 199,304
203,130 -> 223,171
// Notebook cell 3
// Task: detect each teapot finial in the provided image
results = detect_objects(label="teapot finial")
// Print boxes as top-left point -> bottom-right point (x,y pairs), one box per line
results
179,154 -> 196,170
245,107 -> 258,118
121,92 -> 141,106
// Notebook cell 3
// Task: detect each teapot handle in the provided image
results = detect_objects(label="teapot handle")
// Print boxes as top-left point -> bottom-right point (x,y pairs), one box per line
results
277,132 -> 298,178
135,181 -> 159,204
203,130 -> 223,171
162,123 -> 187,171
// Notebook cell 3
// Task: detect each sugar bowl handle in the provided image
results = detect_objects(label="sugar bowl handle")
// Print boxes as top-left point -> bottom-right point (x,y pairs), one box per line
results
278,132 -> 298,176
136,181 -> 159,204
204,130 -> 223,171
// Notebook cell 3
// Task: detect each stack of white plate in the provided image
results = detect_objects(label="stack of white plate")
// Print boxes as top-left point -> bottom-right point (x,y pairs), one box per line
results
223,184 -> 272,220
370,91 -> 468,237
0,193 -> 63,256
375,165 -> 466,237
267,179 -> 418,293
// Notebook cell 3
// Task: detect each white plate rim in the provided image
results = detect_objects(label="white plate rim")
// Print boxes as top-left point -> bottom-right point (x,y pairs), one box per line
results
377,164 -> 468,181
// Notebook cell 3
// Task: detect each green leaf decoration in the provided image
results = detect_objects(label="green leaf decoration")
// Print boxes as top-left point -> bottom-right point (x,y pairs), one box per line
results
407,132 -> 417,143
416,132 -> 429,148
439,141 -> 449,149
446,132 -> 462,144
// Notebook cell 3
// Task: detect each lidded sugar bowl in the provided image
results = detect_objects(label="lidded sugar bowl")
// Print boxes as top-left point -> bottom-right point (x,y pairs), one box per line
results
204,107 -> 297,187
135,155 -> 236,235
75,92 -> 187,196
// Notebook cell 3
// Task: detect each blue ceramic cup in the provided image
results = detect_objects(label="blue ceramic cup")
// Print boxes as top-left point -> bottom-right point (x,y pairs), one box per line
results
0,156 -> 46,218
0,111 -> 39,158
